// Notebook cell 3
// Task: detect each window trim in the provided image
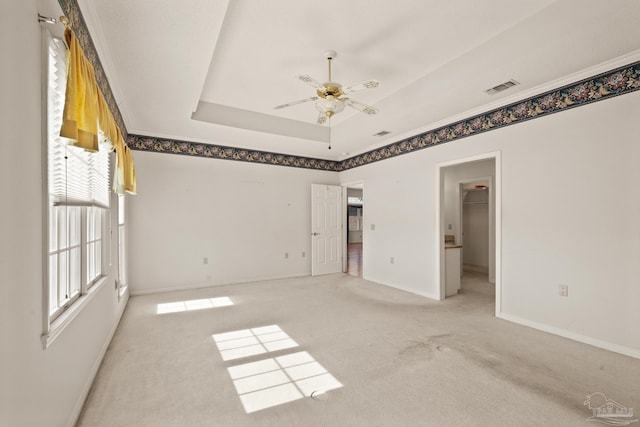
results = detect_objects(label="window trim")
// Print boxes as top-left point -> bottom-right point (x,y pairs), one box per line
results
41,276 -> 108,349
40,28 -> 112,348
117,194 -> 128,300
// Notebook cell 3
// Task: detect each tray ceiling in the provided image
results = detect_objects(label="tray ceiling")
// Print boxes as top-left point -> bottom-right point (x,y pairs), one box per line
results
78,0 -> 640,160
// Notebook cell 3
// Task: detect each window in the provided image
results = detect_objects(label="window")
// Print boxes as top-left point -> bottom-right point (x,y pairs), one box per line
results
45,32 -> 110,325
347,196 -> 363,206
117,194 -> 127,295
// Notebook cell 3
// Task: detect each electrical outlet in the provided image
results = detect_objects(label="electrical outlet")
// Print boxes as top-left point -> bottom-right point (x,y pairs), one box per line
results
285,252 -> 289,259
448,224 -> 452,230
390,257 -> 395,264
203,257 -> 208,265
559,284 -> 568,297
371,224 -> 376,231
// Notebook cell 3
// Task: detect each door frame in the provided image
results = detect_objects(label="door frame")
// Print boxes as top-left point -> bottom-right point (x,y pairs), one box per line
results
435,151 -> 501,316
341,180 -> 364,274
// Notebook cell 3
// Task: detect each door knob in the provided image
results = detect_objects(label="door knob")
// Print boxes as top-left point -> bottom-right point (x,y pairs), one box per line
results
312,232 -> 319,236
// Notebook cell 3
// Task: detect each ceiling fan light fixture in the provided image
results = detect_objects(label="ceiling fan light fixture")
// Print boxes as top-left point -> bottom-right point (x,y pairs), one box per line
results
315,96 -> 345,117
275,51 -> 379,125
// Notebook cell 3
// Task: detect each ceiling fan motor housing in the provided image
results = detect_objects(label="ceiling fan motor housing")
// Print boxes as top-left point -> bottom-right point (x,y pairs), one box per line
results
317,84 -> 344,99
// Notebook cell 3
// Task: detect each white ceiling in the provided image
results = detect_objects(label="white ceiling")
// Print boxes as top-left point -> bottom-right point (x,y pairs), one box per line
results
78,0 -> 640,160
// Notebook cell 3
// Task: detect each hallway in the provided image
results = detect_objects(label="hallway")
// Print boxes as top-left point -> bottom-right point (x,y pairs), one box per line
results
346,242 -> 362,277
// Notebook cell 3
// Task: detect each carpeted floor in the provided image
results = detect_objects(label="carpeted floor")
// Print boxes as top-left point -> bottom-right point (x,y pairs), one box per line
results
76,272 -> 640,426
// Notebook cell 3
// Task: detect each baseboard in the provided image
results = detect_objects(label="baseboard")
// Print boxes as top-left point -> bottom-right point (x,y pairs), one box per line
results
67,291 -> 130,427
498,312 -> 640,360
129,273 -> 311,296
363,276 -> 440,300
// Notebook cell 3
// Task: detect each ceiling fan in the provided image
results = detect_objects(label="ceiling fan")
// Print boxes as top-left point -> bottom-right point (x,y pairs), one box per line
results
274,50 -> 380,125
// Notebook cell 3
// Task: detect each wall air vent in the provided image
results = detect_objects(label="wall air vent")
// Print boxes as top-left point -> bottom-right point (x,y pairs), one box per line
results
373,130 -> 391,136
485,79 -> 520,95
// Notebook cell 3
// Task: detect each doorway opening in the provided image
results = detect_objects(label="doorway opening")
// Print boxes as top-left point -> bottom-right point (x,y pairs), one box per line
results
343,182 -> 364,277
436,152 -> 501,316
460,177 -> 492,279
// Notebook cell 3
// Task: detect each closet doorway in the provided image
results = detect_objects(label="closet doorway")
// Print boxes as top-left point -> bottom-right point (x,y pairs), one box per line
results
436,152 -> 501,316
460,179 -> 491,277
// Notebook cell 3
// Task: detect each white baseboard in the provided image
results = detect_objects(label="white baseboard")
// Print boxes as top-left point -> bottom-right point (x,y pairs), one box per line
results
498,312 -> 640,360
129,273 -> 311,296
67,291 -> 130,427
363,276 -> 440,300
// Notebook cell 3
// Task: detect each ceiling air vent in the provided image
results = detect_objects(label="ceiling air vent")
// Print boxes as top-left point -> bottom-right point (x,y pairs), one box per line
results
373,130 -> 391,137
485,79 -> 519,95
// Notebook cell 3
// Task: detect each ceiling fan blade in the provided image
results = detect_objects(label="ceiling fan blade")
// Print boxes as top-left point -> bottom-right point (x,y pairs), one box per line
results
342,79 -> 380,94
273,96 -> 319,110
345,99 -> 378,115
296,74 -> 324,89
317,112 -> 327,125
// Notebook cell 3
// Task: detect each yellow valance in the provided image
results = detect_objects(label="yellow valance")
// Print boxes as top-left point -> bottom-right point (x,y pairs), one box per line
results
59,26 -> 136,195
113,138 -> 137,195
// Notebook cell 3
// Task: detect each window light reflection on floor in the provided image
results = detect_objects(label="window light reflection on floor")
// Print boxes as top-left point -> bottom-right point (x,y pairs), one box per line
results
227,351 -> 343,413
212,325 -> 298,361
156,297 -> 233,314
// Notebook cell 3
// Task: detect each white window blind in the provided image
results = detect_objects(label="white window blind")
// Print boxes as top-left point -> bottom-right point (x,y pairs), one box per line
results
47,36 -> 110,209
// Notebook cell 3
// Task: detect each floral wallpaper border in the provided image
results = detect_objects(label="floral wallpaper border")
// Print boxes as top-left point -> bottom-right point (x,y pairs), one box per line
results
128,135 -> 341,172
339,60 -> 640,171
58,0 -> 128,138
61,0 -> 639,172
129,61 -> 640,172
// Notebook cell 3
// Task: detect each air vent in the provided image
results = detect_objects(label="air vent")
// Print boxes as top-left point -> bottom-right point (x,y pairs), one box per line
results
485,79 -> 519,95
373,130 -> 391,136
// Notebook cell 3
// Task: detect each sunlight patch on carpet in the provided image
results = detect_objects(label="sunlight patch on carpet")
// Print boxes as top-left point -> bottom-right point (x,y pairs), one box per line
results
227,351 -> 343,413
156,297 -> 233,314
212,325 -> 298,361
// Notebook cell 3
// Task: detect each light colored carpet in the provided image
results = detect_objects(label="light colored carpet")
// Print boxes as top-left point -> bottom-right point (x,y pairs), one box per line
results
77,272 -> 640,426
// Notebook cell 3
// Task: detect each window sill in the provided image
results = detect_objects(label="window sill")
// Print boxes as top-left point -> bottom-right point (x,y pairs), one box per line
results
41,276 -> 108,349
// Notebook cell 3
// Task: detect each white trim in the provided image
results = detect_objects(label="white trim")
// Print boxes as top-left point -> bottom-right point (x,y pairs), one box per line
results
118,283 -> 129,300
128,273 -> 310,296
435,166 -> 446,301
66,290 -> 129,427
498,312 -> 640,360
41,276 -> 109,349
41,27 -> 52,340
435,151 -> 502,315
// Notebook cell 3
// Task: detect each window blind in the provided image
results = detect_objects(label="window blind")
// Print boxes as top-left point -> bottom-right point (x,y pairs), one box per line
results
48,37 -> 110,208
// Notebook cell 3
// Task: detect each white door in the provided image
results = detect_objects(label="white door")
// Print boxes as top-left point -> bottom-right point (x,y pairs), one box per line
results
311,184 -> 342,276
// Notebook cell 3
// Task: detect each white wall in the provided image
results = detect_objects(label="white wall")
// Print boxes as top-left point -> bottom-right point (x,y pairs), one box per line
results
0,2 -> 128,426
340,90 -> 640,357
127,152 -> 339,294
